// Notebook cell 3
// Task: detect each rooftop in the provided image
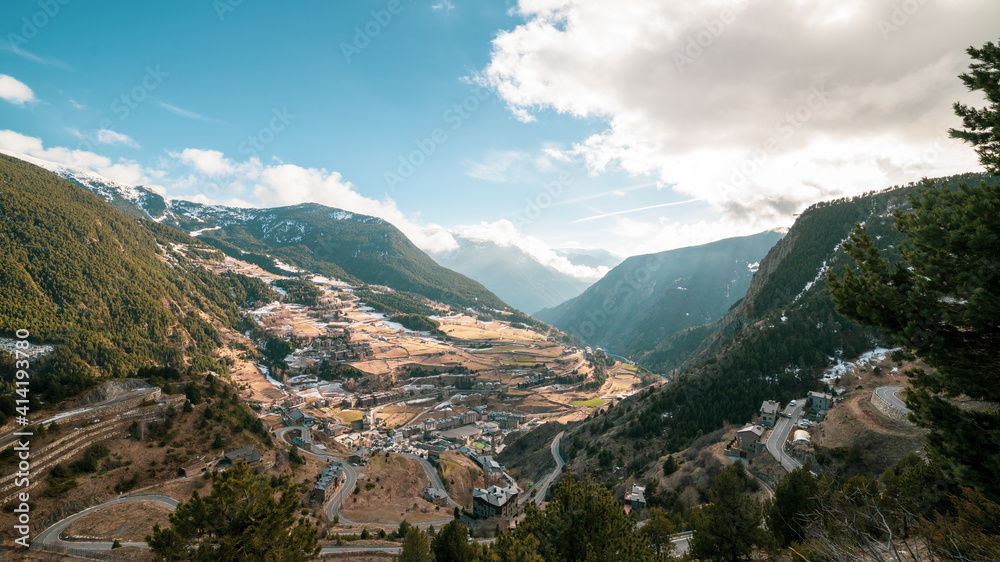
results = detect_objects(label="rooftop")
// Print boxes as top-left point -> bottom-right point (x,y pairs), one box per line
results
473,484 -> 518,508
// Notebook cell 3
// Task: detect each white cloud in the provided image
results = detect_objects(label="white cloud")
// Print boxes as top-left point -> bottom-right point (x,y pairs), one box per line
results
432,0 -> 455,12
169,150 -> 458,253
171,148 -> 234,176
0,75 -> 35,105
456,219 -> 608,280
0,130 -> 164,188
96,129 -> 140,148
481,0 -> 996,229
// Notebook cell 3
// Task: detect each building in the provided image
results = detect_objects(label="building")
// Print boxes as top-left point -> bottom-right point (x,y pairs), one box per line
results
473,484 -> 519,520
759,400 -> 780,427
178,459 -> 207,478
286,408 -> 312,426
349,447 -> 370,464
428,445 -> 448,464
312,462 -> 345,503
625,485 -> 646,512
219,444 -> 261,468
726,423 -> 767,460
423,487 -> 450,506
471,454 -> 503,476
807,391 -> 833,412
792,429 -> 811,445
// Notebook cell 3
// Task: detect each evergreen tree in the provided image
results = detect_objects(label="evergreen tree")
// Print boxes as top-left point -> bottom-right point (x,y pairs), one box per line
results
766,466 -> 820,547
689,462 -> 771,561
490,473 -> 648,561
951,39 -> 1000,174
828,44 -> 1000,498
398,526 -> 433,562
146,464 -> 320,561
431,519 -> 477,562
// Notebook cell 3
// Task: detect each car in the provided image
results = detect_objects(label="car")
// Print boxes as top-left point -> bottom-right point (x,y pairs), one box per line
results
789,400 -> 797,406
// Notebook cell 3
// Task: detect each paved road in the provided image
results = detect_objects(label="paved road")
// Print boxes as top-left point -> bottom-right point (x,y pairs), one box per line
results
520,431 -> 564,506
875,385 -> 910,413
275,426 -> 459,526
33,494 -> 179,551
401,453 -> 462,508
765,401 -> 804,472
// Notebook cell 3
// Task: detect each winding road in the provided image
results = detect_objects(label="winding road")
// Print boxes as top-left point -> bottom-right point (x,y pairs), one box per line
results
875,385 -> 910,413
401,453 -> 462,508
274,425 -> 456,527
765,400 -> 804,472
520,431 -> 565,506
32,494 -> 179,551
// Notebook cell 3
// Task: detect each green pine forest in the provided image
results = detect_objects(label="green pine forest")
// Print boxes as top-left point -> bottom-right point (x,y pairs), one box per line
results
0,154 -> 273,422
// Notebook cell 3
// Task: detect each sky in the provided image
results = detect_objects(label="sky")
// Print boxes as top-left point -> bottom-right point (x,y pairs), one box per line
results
0,0 -> 997,279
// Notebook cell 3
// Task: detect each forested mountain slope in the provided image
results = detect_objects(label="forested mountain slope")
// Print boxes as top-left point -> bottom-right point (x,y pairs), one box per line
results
9,153 -> 521,317
0,154 -> 274,422
537,231 -> 783,362
567,173 -> 997,461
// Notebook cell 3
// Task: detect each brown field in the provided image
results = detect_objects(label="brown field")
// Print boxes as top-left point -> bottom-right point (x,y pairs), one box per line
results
64,500 -> 172,542
340,454 -> 445,523
438,451 -> 485,509
376,405 -> 422,428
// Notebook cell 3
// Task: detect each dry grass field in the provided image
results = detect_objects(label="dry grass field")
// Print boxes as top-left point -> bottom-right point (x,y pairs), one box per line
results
64,500 -> 172,542
438,451 -> 485,509
339,454 -> 445,523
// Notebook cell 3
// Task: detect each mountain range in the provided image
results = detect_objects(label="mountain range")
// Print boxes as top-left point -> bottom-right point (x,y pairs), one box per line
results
429,238 -> 614,315
536,231 -> 785,363
3,152 -> 521,318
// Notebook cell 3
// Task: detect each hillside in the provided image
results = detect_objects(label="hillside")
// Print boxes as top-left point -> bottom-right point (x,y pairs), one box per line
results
560,172 -> 997,466
430,237 -> 594,314
536,231 -> 784,365
0,154 -> 268,422
10,153 -> 524,318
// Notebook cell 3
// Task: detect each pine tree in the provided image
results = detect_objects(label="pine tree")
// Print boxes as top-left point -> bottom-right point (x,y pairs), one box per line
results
398,526 -> 433,562
828,39 -> 1000,500
688,462 -> 771,561
951,39 -> 1000,174
146,464 -> 320,561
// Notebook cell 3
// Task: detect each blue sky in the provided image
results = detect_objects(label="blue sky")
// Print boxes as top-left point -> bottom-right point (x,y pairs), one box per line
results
1,0 -> 997,275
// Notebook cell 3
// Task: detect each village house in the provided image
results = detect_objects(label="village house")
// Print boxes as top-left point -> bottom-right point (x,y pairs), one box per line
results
423,487 -> 450,506
178,458 -> 207,478
219,444 -> 262,468
473,484 -> 519,520
730,423 -> 767,459
624,485 -> 646,513
759,400 -> 781,427
807,391 -> 834,412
